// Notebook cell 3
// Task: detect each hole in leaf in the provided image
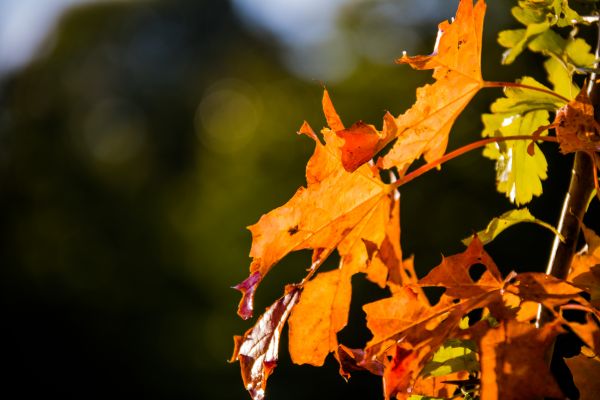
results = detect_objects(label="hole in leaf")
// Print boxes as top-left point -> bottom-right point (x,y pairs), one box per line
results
422,286 -> 446,305
562,302 -> 587,324
468,263 -> 486,282
580,291 -> 591,302
466,308 -> 483,325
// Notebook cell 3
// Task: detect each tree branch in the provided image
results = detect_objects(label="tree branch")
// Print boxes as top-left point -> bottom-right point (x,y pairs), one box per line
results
536,18 -> 599,326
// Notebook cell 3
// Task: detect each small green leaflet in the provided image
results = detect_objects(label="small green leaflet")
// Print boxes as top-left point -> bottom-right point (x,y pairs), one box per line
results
482,77 -> 563,205
421,339 -> 479,378
463,208 -> 564,246
499,0 -> 583,64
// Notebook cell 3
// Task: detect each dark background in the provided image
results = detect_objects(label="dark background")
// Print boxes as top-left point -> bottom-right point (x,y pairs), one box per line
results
1,0 -> 599,398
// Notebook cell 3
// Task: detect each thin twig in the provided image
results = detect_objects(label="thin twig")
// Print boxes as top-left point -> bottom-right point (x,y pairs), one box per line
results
483,81 -> 570,103
536,18 -> 600,331
393,135 -> 558,189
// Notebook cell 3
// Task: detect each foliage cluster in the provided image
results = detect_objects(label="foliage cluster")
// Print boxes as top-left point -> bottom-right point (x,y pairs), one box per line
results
232,1 -> 600,399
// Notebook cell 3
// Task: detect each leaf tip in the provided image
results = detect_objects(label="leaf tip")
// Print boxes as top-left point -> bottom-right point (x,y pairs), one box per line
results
233,271 -> 263,320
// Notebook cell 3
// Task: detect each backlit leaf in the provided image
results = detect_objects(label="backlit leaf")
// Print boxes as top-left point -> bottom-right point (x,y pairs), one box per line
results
420,339 -> 479,378
288,268 -> 351,366
234,110 -> 393,318
479,320 -> 564,400
231,286 -> 302,400
482,78 -> 559,205
378,0 -> 486,174
463,208 -> 562,245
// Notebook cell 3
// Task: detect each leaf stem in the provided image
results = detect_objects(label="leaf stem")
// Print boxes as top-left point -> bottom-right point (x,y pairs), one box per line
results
483,81 -> 570,103
393,135 -> 558,189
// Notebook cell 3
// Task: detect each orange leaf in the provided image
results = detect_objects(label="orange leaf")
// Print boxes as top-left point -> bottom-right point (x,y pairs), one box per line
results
235,121 -> 394,318
336,112 -> 397,172
231,285 -> 301,400
565,354 -> 600,400
382,344 -> 420,400
419,236 -> 503,298
569,226 -> 600,307
363,286 -> 433,355
565,313 -> 600,355
378,0 -> 486,174
288,268 -> 351,366
479,320 -> 564,400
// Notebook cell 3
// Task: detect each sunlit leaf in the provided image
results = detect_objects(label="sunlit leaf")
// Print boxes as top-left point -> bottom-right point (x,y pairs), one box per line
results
421,339 -> 479,377
378,0 -> 486,174
482,79 -> 558,205
463,208 -> 562,245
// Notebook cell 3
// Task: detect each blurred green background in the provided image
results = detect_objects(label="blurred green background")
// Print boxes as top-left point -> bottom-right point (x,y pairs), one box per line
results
1,0 -> 599,398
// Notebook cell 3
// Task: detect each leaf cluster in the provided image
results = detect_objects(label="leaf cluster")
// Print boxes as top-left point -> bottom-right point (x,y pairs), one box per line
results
231,1 -> 600,399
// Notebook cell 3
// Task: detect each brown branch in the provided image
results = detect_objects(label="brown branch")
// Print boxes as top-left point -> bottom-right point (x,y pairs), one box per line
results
536,25 -> 600,329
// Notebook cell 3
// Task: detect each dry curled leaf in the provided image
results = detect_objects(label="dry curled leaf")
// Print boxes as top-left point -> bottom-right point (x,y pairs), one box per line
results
231,285 -> 302,400
555,88 -> 600,154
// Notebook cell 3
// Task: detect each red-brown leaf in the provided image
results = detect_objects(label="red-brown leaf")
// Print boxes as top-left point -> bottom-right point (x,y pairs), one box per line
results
554,88 -> 600,154
479,320 -> 564,400
565,354 -> 600,400
418,236 -> 503,298
231,286 -> 301,400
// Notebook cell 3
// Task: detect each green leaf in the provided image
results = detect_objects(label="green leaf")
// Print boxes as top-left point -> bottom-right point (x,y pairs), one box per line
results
463,208 -> 563,246
528,29 -> 565,57
499,22 -> 550,64
512,5 -> 546,25
421,339 -> 479,378
544,57 -> 578,100
516,0 -> 581,27
566,38 -> 596,68
483,110 -> 550,205
500,0 -> 583,63
481,77 -> 563,205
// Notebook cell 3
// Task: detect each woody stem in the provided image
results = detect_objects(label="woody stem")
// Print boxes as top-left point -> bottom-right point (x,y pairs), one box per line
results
393,135 -> 558,189
536,19 -> 600,330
